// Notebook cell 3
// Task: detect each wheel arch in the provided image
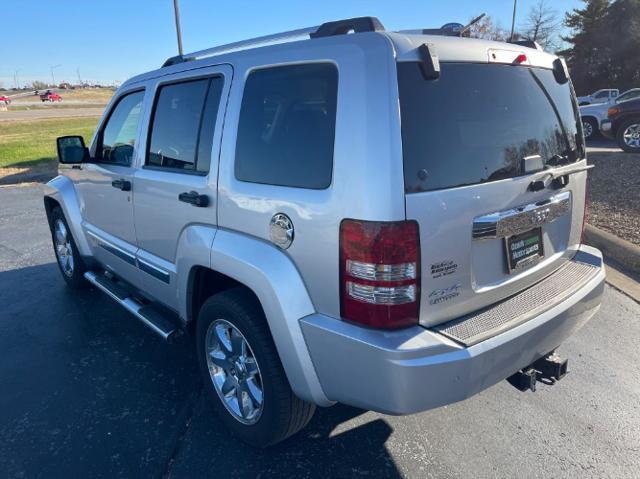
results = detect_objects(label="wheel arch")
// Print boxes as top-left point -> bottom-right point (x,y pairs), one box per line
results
186,229 -> 331,406
43,175 -> 92,256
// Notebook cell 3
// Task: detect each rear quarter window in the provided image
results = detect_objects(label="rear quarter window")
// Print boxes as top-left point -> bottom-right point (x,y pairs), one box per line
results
234,63 -> 338,189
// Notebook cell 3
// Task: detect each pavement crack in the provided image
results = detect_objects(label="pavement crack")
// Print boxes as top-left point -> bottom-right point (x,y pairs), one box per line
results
160,387 -> 202,479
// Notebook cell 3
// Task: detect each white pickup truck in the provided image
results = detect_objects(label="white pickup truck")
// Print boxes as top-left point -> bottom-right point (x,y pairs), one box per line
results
576,89 -> 619,106
580,88 -> 640,139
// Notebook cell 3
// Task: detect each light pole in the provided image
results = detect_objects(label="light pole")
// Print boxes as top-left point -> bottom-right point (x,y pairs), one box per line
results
510,0 -> 518,42
50,64 -> 62,87
14,69 -> 22,89
173,0 -> 184,56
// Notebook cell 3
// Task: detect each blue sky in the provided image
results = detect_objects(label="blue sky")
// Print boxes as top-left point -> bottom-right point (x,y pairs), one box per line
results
1,0 -> 581,87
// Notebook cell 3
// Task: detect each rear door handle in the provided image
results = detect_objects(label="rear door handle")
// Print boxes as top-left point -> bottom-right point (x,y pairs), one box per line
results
111,179 -> 131,191
178,191 -> 209,207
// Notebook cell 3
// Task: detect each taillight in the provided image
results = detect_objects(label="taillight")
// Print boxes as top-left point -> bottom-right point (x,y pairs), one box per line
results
339,220 -> 420,329
608,106 -> 620,118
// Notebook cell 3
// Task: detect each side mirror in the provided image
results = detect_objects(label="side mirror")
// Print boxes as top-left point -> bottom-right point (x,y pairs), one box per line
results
57,135 -> 89,164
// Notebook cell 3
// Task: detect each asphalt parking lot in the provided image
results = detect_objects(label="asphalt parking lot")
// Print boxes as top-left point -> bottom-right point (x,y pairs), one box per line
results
1,184 -> 639,478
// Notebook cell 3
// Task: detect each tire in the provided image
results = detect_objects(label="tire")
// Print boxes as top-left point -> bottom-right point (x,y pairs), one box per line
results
582,117 -> 599,140
49,207 -> 88,289
616,118 -> 640,153
196,287 -> 316,447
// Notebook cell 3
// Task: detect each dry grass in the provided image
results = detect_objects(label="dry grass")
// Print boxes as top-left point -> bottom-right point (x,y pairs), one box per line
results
10,88 -> 114,104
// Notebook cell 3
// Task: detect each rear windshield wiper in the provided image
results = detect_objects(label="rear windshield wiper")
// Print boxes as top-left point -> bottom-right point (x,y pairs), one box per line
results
528,161 -> 593,191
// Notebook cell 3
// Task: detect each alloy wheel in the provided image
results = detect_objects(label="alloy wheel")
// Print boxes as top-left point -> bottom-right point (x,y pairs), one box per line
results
205,319 -> 264,424
622,123 -> 640,149
582,120 -> 594,139
54,219 -> 74,277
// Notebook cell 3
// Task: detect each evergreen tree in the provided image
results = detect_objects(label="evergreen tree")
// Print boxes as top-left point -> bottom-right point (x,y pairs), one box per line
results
599,0 -> 640,91
560,0 -> 610,93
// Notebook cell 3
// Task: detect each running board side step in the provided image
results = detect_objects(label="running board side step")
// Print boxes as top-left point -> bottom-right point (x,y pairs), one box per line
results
84,271 -> 182,343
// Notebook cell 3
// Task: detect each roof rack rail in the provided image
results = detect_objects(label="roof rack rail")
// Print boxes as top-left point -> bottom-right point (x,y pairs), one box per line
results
160,16 -> 385,67
310,16 -> 384,38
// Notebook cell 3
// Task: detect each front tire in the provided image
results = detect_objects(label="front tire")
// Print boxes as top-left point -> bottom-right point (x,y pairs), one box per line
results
196,288 -> 315,447
617,118 -> 640,153
49,207 -> 87,289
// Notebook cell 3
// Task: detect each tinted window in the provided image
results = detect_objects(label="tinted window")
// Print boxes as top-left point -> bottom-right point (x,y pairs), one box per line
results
619,90 -> 640,103
397,63 -> 582,193
594,90 -> 609,99
235,64 -> 338,189
147,77 -> 223,173
100,91 -> 144,165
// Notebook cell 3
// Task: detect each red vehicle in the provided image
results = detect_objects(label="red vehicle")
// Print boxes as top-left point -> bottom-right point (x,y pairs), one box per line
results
40,91 -> 62,102
0,95 -> 11,105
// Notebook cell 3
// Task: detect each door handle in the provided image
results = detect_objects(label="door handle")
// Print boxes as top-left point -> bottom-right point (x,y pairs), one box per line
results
111,179 -> 131,191
178,191 -> 209,207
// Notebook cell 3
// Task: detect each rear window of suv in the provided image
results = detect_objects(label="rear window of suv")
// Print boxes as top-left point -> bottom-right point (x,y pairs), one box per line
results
398,62 -> 583,193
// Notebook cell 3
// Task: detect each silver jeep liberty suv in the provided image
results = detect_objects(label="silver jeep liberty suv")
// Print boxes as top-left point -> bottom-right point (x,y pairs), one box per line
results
45,17 -> 605,447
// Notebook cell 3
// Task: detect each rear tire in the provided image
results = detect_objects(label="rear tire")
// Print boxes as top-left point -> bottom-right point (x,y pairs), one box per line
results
49,207 -> 87,289
196,287 -> 315,447
616,118 -> 640,153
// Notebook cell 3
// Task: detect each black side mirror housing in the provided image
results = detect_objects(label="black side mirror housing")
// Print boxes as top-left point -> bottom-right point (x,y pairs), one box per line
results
552,58 -> 569,85
57,135 -> 89,164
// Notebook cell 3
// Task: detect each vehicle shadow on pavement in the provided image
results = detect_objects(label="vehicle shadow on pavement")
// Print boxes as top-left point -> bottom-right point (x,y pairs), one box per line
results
169,392 -> 402,478
0,158 -> 57,186
0,262 -> 401,478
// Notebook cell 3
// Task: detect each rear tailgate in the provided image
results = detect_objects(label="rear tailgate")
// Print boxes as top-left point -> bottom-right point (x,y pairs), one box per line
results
397,61 -> 587,328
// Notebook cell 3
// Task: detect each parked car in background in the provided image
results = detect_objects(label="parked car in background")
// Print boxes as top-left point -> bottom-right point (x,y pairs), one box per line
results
580,88 -> 640,139
0,95 -> 11,105
601,97 -> 640,152
40,90 -> 62,102
577,88 -> 619,106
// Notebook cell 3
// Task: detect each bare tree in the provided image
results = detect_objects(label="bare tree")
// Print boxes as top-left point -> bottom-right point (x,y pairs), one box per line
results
32,80 -> 48,90
520,0 -> 562,51
467,15 -> 509,41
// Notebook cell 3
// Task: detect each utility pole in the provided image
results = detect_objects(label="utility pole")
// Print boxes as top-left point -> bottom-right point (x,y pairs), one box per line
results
172,0 -> 184,56
14,69 -> 21,89
510,0 -> 518,42
77,68 -> 82,87
50,64 -> 62,87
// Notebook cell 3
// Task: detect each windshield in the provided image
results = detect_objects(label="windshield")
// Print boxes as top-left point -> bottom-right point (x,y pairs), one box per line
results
398,62 -> 583,193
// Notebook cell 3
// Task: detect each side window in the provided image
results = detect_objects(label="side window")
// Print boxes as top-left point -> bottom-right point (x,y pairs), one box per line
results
235,63 -> 338,189
594,91 -> 608,99
99,91 -> 144,165
147,77 -> 223,174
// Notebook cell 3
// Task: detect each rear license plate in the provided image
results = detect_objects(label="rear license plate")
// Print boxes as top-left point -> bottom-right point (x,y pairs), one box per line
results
505,227 -> 544,273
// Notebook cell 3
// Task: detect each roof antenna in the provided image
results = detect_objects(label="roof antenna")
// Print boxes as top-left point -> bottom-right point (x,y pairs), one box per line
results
460,13 -> 486,37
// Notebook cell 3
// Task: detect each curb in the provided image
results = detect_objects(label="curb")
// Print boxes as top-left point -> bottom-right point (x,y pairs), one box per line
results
584,224 -> 640,275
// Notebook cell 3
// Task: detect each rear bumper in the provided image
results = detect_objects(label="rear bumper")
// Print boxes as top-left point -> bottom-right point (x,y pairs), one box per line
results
301,245 -> 605,414
600,119 -> 614,139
